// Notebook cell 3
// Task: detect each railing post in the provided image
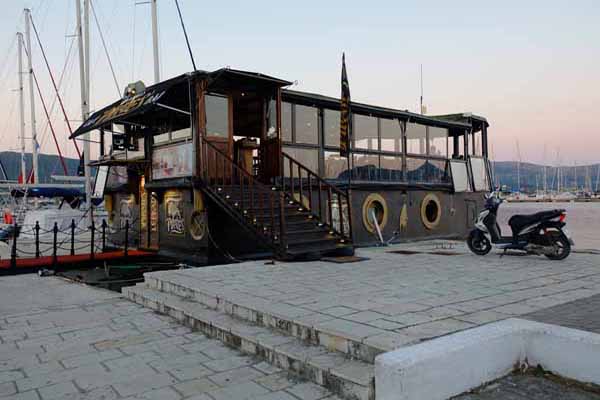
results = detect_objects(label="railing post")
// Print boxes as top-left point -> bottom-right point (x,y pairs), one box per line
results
327,187 -> 333,228
124,219 -> 129,257
52,222 -> 58,268
10,223 -> 18,269
346,189 -> 353,242
338,193 -> 345,237
70,219 -> 75,256
102,219 -> 107,252
278,191 -> 287,257
90,220 -> 95,261
308,174 -> 313,212
35,221 -> 40,258
317,181 -> 323,221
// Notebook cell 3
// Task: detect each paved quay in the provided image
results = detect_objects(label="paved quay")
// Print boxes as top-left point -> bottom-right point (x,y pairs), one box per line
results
0,274 -> 340,400
145,240 -> 600,349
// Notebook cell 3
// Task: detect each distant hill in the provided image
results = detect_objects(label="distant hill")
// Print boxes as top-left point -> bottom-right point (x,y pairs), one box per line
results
0,152 -> 81,183
492,161 -> 600,193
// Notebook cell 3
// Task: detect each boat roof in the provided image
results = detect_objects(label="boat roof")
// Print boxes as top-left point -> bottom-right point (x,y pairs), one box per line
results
282,89 -> 477,131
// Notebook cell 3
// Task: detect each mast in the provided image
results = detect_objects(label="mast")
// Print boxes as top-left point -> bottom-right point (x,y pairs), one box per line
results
24,9 -> 38,184
76,0 -> 92,219
17,32 -> 26,183
151,0 -> 160,83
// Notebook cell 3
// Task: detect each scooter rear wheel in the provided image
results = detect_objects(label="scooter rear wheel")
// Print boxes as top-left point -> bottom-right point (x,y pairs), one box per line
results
544,231 -> 571,260
467,230 -> 492,255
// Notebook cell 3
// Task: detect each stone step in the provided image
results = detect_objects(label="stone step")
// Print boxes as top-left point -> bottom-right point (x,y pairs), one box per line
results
123,283 -> 375,400
143,272 -> 389,364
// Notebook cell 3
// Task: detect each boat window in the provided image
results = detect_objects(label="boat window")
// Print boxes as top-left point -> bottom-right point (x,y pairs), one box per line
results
205,94 -> 229,138
324,109 -> 340,147
266,99 -> 278,139
379,155 -> 403,182
406,123 -> 427,155
324,151 -> 348,179
353,115 -> 378,150
428,127 -> 448,158
294,105 -> 318,145
471,131 -> 483,156
171,127 -> 192,141
283,146 -> 319,174
451,160 -> 471,192
353,153 -> 379,180
282,102 -> 292,143
380,118 -> 402,153
470,157 -> 489,191
407,157 -> 450,184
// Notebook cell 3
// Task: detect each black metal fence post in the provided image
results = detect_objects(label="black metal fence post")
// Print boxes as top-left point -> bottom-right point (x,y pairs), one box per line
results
34,221 -> 40,258
52,222 -> 58,269
70,219 -> 75,256
101,219 -> 107,252
124,220 -> 129,257
90,221 -> 95,261
10,223 -> 18,269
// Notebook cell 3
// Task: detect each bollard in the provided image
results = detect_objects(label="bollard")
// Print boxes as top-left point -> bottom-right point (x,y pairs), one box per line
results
101,220 -> 107,253
35,221 -> 40,258
70,219 -> 75,256
90,221 -> 95,261
10,223 -> 18,269
124,220 -> 129,257
52,222 -> 58,269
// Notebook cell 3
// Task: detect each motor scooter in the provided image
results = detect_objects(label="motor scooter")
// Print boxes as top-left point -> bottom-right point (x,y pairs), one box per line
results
467,192 -> 574,260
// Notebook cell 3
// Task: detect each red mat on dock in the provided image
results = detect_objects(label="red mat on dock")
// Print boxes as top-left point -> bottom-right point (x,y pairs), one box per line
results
0,250 -> 153,270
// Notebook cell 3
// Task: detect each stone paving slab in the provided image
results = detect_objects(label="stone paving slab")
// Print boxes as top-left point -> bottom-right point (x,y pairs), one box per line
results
147,240 -> 600,352
455,374 -> 600,399
0,275 -> 341,400
524,293 -> 600,334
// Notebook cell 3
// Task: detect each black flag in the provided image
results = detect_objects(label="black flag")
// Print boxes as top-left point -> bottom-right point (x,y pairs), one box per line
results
340,53 -> 351,157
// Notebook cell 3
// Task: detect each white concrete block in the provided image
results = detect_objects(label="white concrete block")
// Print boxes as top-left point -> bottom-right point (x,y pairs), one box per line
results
375,318 -> 600,400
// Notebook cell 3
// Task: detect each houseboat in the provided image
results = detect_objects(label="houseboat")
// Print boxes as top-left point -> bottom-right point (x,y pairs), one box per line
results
71,68 -> 491,262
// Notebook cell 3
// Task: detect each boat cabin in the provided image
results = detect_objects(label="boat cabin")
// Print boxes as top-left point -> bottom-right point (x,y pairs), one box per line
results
72,68 -> 491,261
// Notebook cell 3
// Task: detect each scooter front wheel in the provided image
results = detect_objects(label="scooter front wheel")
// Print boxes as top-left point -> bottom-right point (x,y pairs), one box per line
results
467,230 -> 492,255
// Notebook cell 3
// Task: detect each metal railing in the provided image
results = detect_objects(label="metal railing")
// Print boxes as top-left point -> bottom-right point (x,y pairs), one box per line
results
281,153 -> 353,241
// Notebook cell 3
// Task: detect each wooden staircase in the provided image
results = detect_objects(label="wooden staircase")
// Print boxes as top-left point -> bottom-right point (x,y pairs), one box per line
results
199,138 -> 353,259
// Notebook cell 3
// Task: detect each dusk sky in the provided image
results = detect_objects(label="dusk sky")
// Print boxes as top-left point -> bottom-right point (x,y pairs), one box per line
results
0,0 -> 598,165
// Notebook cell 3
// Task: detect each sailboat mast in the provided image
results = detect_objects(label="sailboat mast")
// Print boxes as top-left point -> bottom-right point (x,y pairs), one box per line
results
151,0 -> 160,83
76,0 -> 92,218
17,32 -> 26,183
24,9 -> 38,184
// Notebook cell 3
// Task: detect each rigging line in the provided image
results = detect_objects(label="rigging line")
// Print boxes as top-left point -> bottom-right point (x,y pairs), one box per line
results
0,35 -> 17,88
131,0 -> 136,82
29,14 -> 82,159
23,45 -> 69,175
174,0 -> 196,71
90,0 -> 120,97
38,37 -> 76,150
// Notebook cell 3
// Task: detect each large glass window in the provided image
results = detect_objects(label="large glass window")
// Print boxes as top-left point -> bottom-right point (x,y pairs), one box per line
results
406,123 -> 427,155
380,118 -> 402,153
470,157 -> 489,191
266,99 -> 278,138
406,157 -> 426,183
471,131 -> 483,156
450,160 -> 471,192
282,102 -> 292,142
295,105 -> 318,145
324,151 -> 348,179
324,109 -> 340,148
205,94 -> 229,138
352,153 -> 379,181
283,146 -> 319,174
428,127 -> 448,158
353,115 -> 378,150
380,155 -> 403,182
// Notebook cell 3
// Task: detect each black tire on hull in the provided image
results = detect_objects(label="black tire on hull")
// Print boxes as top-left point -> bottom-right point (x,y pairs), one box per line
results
467,229 -> 492,255
544,232 -> 571,260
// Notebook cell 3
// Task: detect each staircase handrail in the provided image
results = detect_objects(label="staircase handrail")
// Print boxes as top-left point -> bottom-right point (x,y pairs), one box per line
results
200,137 -> 286,254
281,152 -> 353,242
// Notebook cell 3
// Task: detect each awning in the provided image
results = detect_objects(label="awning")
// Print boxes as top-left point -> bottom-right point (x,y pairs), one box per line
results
70,74 -> 191,138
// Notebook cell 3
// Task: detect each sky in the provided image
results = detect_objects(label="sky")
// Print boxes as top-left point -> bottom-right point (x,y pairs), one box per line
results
0,0 -> 598,165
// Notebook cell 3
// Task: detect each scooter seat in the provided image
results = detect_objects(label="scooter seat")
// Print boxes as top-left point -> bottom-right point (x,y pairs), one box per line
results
508,209 -> 563,234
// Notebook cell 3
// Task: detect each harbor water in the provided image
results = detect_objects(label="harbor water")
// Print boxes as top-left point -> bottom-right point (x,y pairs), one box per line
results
500,202 -> 600,250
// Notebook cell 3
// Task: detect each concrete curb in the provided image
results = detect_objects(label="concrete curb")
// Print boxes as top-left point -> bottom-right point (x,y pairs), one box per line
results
374,318 -> 600,400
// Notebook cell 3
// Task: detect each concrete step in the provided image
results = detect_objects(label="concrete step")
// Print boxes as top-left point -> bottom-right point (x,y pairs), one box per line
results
143,272 -> 387,364
123,283 -> 375,400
